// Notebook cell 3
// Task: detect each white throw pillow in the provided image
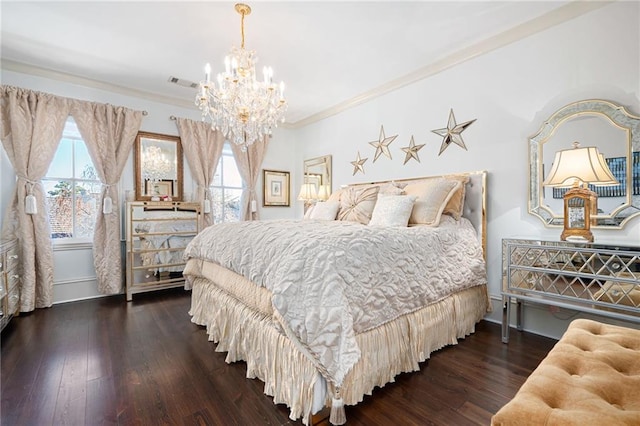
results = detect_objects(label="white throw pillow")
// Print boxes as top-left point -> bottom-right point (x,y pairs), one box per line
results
309,201 -> 340,220
368,194 -> 417,227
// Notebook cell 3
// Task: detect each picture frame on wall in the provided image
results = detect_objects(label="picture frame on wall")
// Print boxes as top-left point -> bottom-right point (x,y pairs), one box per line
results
263,169 -> 290,207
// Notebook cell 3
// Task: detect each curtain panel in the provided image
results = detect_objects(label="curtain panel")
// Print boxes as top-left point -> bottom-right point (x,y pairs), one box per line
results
230,136 -> 269,221
71,101 -> 143,294
0,85 -> 70,311
175,118 -> 225,228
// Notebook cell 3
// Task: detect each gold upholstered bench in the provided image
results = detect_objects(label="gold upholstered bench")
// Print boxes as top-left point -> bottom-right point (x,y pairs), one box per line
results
492,319 -> 640,425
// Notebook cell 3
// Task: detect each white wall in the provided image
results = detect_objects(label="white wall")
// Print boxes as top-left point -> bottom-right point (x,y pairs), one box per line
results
0,70 -> 297,302
293,2 -> 640,339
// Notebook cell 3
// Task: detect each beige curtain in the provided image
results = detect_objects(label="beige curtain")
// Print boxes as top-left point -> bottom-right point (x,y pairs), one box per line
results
175,118 -> 225,228
71,101 -> 142,294
230,136 -> 269,221
0,85 -> 70,311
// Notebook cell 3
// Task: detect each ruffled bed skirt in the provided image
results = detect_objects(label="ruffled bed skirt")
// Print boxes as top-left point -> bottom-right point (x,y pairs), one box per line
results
189,276 -> 490,424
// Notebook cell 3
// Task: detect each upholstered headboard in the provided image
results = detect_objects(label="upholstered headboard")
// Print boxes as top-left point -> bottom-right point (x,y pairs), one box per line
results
345,170 -> 487,258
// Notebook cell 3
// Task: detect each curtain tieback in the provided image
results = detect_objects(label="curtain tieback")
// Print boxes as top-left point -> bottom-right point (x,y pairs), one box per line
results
17,175 -> 38,215
102,183 -> 114,215
197,184 -> 212,213
248,188 -> 257,213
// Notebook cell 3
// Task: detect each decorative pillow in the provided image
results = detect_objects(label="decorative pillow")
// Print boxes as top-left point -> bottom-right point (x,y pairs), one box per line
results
337,186 -> 380,224
369,194 -> 417,227
309,201 -> 340,220
378,181 -> 407,195
404,178 -> 461,226
443,175 -> 470,220
327,188 -> 345,203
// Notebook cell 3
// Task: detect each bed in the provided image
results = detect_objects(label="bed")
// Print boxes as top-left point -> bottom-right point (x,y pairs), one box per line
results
183,171 -> 490,425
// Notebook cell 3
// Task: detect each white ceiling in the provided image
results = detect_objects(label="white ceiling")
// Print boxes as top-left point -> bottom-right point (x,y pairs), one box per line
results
2,1 -> 579,127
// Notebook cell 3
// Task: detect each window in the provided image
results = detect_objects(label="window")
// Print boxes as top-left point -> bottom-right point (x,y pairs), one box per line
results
211,143 -> 242,223
43,117 -> 101,240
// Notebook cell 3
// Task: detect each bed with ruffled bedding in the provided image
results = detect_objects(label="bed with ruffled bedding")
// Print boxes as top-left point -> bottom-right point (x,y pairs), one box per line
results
183,171 -> 490,425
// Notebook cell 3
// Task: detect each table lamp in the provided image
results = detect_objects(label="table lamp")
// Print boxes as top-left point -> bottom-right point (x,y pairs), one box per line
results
542,142 -> 619,242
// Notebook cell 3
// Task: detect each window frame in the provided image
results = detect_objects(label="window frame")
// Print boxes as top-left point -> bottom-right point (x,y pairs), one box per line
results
43,118 -> 101,246
210,143 -> 243,223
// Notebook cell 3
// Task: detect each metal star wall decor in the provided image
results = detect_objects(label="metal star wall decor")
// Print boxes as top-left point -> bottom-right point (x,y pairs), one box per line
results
350,151 -> 368,175
401,136 -> 425,165
369,125 -> 398,162
431,109 -> 476,156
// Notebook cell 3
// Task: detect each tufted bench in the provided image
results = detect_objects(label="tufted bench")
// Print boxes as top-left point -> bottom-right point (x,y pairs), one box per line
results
491,319 -> 640,425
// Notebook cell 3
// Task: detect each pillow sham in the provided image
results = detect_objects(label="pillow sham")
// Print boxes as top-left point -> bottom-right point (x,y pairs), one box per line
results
443,175 -> 470,220
309,201 -> 340,220
369,194 -> 417,227
378,181 -> 407,195
337,186 -> 379,224
404,178 -> 461,226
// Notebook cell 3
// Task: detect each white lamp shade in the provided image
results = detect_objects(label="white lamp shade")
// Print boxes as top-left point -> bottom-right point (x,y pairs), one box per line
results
316,185 -> 329,201
297,183 -> 317,201
542,143 -> 619,187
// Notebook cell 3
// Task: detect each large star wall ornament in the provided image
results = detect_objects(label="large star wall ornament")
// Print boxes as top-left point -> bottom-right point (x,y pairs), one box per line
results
350,151 -> 368,176
431,109 -> 476,156
400,136 -> 425,165
369,125 -> 398,162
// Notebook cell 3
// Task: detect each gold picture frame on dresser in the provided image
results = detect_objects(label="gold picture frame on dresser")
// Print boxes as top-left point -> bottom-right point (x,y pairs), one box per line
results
125,201 -> 201,301
0,239 -> 20,331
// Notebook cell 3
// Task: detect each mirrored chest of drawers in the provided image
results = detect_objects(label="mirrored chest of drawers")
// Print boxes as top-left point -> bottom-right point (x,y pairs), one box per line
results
0,239 -> 20,331
502,238 -> 640,343
125,201 -> 201,301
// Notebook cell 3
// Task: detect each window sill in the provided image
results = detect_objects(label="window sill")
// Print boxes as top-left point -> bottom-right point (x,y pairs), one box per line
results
52,239 -> 94,251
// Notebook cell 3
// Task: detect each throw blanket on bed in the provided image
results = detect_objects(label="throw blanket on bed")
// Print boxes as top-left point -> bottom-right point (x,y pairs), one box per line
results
183,217 -> 487,387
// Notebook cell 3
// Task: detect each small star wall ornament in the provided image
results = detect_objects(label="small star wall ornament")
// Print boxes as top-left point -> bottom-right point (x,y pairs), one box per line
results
400,136 -> 425,165
350,151 -> 368,176
431,109 -> 476,156
369,125 -> 398,162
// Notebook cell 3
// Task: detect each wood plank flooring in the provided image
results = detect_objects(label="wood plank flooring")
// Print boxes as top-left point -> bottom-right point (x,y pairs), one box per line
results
1,288 -> 556,426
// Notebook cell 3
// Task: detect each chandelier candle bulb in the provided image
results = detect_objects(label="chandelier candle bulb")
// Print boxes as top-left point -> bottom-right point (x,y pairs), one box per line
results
204,63 -> 211,82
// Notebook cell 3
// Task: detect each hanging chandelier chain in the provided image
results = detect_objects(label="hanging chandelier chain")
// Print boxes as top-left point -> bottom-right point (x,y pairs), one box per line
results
240,9 -> 245,49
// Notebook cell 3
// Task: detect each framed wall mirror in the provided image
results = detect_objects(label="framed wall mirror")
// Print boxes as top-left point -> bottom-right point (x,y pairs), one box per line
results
529,99 -> 640,228
303,155 -> 332,201
134,131 -> 183,201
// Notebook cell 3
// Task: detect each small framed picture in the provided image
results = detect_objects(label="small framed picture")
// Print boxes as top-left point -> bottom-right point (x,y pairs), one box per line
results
263,169 -> 290,207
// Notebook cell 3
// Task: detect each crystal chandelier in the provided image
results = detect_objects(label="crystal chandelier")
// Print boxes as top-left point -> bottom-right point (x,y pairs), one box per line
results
195,3 -> 287,148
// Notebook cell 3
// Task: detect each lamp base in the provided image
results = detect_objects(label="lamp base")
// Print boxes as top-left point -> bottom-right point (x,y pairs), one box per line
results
561,186 -> 596,243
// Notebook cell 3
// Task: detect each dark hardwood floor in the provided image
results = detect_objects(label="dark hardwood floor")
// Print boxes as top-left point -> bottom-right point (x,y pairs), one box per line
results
1,289 -> 556,426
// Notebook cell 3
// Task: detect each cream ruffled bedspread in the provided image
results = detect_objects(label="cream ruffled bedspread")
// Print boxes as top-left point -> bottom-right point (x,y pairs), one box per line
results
183,217 -> 487,387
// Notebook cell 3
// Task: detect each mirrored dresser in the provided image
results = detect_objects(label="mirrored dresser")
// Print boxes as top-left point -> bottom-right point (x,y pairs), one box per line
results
502,238 -> 640,343
125,201 -> 201,301
0,239 -> 20,331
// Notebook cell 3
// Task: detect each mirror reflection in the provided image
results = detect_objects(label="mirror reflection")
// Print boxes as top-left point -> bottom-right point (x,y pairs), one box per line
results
529,99 -> 640,228
302,155 -> 332,201
135,132 -> 183,201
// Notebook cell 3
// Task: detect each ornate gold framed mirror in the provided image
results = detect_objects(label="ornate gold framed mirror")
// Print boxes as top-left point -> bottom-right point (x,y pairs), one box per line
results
529,99 -> 640,228
134,132 -> 183,201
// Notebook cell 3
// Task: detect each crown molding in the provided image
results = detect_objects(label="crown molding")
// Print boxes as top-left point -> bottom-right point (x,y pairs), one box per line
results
1,59 -> 196,109
289,0 -> 613,129
1,1 -> 612,130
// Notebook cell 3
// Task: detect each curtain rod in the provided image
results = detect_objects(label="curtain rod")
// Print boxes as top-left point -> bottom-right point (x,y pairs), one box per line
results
142,110 -> 148,116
